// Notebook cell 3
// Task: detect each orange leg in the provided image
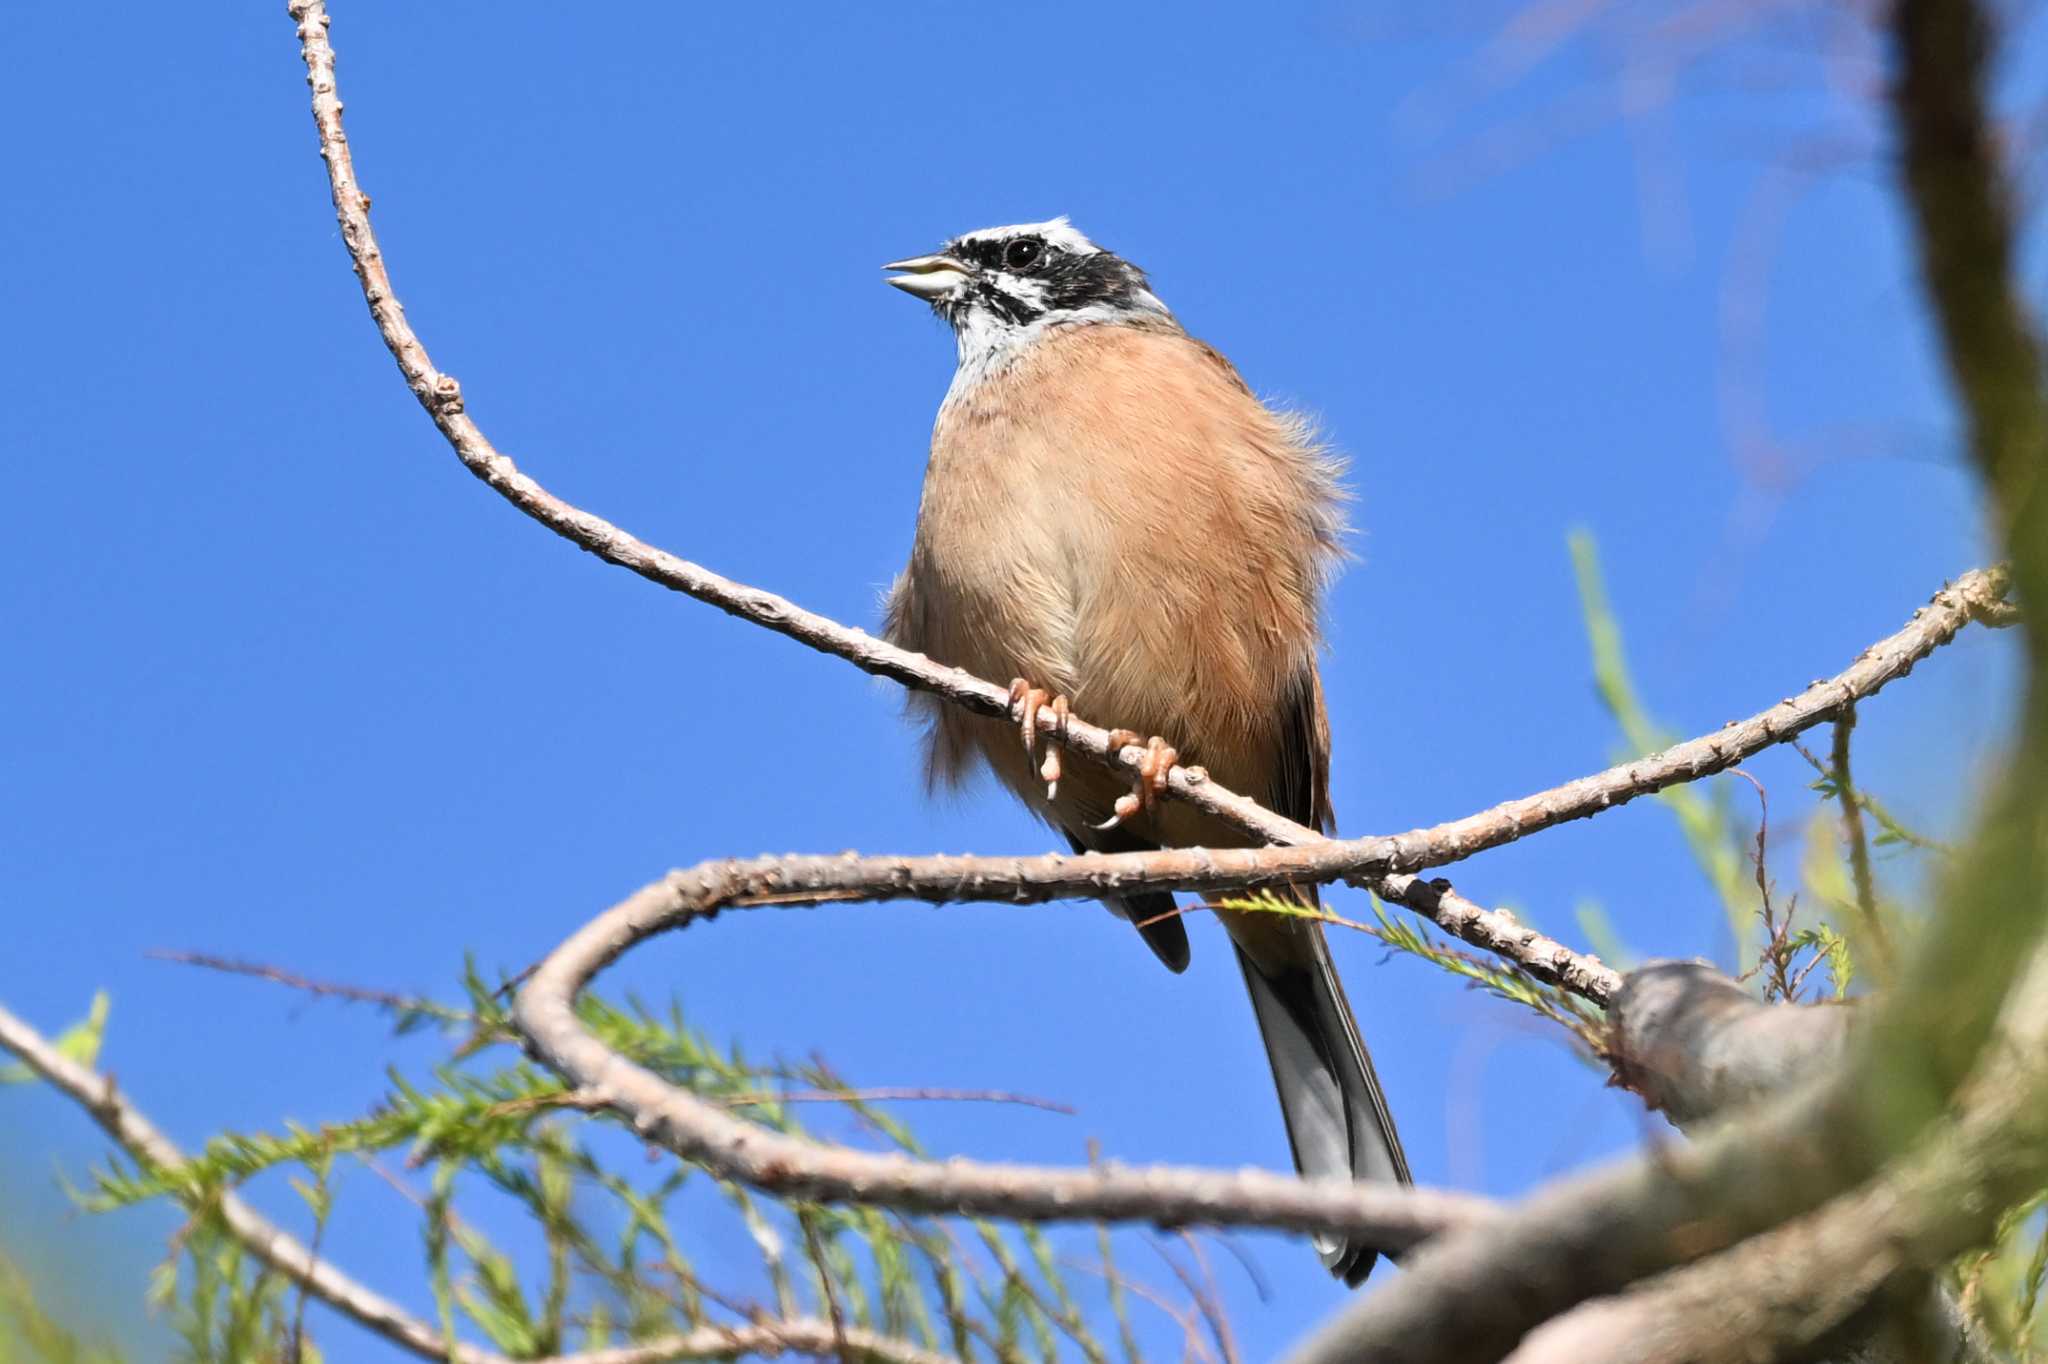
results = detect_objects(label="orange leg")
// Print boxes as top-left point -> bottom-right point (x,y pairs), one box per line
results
1008,680 -> 1073,800
1098,729 -> 1179,827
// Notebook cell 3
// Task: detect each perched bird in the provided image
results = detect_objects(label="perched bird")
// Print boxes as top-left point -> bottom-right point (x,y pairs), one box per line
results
881,218 -> 1411,1284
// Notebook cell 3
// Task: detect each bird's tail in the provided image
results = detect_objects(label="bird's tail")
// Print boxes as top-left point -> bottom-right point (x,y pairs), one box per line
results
1234,896 -> 1410,1286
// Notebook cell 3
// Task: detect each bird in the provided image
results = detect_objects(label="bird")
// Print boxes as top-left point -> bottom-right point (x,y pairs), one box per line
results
879,217 -> 1411,1285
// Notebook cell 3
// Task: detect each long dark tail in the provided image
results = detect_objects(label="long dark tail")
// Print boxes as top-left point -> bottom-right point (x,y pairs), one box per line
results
1234,912 -> 1410,1286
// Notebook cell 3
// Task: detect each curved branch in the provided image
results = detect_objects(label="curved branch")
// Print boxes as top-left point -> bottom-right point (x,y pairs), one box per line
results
512,860 -> 1502,1246
0,1001 -> 953,1364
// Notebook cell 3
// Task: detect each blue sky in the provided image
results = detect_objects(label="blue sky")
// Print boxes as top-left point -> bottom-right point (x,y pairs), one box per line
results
0,4 -> 2022,1361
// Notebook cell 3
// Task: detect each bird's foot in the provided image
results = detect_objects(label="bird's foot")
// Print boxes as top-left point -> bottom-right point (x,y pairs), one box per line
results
1008,679 -> 1072,800
1097,729 -> 1178,828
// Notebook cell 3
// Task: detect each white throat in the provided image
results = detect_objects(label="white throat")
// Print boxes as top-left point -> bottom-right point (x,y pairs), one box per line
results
942,294 -> 1175,408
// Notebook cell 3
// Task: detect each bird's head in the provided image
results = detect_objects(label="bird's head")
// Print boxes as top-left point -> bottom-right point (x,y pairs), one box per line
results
884,218 -> 1174,367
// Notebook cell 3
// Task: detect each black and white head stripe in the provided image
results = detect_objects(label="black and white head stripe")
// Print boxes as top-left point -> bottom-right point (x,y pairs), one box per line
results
883,217 -> 1179,393
936,217 -> 1172,331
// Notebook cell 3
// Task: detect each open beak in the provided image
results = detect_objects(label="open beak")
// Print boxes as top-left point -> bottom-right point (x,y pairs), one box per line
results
883,253 -> 970,300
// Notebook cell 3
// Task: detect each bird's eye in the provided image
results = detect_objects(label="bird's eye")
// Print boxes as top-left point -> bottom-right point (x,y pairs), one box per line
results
1003,238 -> 1043,271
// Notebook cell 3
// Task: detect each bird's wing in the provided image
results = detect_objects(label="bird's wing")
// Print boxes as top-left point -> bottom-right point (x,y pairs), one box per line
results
1273,662 -> 1335,835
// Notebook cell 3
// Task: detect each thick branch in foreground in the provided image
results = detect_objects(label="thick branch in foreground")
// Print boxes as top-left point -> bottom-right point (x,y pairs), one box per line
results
1608,962 -> 1852,1129
1281,882 -> 2046,1364
1874,0 -> 2048,1195
0,1002 -> 953,1364
1508,938 -> 2048,1364
1895,0 -> 2048,584
1536,964 -> 1990,1363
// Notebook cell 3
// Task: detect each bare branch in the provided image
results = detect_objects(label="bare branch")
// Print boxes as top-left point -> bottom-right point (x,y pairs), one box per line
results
1828,708 -> 1892,972
722,1087 -> 1077,1115
490,1085 -> 1078,1119
146,949 -> 468,1023
510,860 -> 1502,1248
1375,873 -> 1621,1005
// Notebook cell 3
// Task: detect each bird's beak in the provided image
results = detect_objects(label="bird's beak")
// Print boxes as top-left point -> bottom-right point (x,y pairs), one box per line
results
883,253 -> 970,300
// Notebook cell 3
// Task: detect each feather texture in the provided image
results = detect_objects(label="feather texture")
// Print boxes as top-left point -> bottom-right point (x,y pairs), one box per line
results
885,313 -> 1407,1285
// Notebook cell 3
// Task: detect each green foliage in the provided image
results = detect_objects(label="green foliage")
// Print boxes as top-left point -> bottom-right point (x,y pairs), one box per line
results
1800,752 -> 1952,856
1570,532 -> 1759,968
13,966 -> 1213,1363
159,1214 -> 315,1364
1214,892 -> 1605,1052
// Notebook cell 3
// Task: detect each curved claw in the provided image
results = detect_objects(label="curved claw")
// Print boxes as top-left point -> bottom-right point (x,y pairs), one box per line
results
1040,696 -> 1070,799
1009,679 -> 1070,802
1095,730 -> 1179,829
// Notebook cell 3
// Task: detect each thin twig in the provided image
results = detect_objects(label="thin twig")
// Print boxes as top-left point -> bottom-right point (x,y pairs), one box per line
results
1168,1232 -> 1241,1364
796,1212 -> 852,1364
1058,1255 -> 1219,1364
1730,769 -> 1799,1003
1790,737 -> 1952,853
1831,706 -> 1895,973
288,1151 -> 334,1363
726,1087 -> 1076,1116
147,950 -> 470,1024
482,1086 -> 1076,1124
1194,1231 -> 1271,1307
